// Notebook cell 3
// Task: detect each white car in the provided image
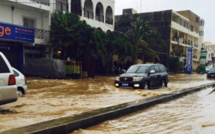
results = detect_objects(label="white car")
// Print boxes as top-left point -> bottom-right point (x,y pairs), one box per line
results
0,52 -> 18,105
12,67 -> 27,95
206,65 -> 213,73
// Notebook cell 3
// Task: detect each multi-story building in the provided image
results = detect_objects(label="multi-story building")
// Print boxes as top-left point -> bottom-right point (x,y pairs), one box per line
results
0,0 -> 114,70
115,9 -> 205,70
0,0 -> 50,70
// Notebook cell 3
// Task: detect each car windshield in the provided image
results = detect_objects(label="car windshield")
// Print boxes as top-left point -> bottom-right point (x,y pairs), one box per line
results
126,66 -> 148,73
209,68 -> 215,73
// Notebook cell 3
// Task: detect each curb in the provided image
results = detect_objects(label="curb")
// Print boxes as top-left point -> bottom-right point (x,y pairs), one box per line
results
1,82 -> 215,134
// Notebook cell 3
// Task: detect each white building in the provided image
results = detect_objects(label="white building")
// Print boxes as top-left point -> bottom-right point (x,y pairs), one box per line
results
0,0 -> 114,70
203,42 -> 215,65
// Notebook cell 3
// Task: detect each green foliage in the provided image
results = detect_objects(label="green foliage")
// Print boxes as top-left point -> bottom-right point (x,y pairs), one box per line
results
126,17 -> 160,62
167,56 -> 180,73
50,11 -> 136,75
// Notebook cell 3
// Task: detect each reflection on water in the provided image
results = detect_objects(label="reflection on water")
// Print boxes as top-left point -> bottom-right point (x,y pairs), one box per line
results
0,74 -> 214,132
73,88 -> 215,134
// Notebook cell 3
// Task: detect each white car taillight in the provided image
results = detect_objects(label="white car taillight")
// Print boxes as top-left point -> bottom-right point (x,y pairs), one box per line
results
8,75 -> 16,85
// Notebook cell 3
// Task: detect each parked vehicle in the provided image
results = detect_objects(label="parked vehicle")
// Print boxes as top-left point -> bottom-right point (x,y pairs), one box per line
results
115,64 -> 168,89
0,52 -> 18,105
206,65 -> 213,73
207,68 -> 215,78
22,58 -> 66,79
12,67 -> 27,95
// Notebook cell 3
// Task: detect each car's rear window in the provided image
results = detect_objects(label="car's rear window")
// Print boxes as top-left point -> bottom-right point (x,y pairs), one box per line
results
0,56 -> 10,73
13,69 -> 19,77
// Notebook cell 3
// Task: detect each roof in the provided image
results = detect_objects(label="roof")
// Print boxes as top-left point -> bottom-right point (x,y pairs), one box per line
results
204,42 -> 215,46
132,64 -> 162,67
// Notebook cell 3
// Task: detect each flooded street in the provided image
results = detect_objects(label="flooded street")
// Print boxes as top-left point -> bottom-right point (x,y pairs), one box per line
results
73,87 -> 215,134
0,73 -> 214,132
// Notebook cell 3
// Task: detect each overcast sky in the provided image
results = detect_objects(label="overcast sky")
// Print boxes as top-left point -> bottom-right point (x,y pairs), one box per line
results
115,0 -> 215,43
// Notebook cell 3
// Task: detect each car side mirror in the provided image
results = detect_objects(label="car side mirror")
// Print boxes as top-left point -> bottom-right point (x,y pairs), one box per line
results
149,70 -> 155,74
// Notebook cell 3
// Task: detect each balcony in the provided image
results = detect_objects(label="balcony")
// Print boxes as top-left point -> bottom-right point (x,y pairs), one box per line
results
56,1 -> 68,12
30,0 -> 49,6
84,9 -> 94,19
106,17 -> 113,25
34,28 -> 49,45
96,15 -> 104,22
194,44 -> 198,48
6,0 -> 50,12
35,29 -> 49,40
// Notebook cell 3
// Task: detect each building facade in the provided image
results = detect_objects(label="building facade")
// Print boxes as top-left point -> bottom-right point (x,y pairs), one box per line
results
0,0 -> 114,70
115,9 -> 205,70
203,42 -> 215,65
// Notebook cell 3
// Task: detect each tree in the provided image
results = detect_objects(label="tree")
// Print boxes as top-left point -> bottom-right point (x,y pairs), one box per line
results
50,11 -> 136,75
50,11 -> 80,59
126,17 -> 160,63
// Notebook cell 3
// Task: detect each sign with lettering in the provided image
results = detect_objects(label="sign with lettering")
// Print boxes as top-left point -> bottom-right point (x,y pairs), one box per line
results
186,47 -> 193,73
0,22 -> 34,43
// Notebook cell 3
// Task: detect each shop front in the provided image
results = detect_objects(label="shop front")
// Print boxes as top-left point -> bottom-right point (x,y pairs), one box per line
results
0,22 -> 34,70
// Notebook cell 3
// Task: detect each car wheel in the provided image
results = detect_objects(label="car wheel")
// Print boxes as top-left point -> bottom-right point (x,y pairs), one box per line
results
162,80 -> 168,87
144,82 -> 150,89
17,88 -> 24,96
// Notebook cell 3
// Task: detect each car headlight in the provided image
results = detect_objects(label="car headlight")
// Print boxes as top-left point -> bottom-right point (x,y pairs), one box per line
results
133,77 -> 143,81
115,76 -> 120,81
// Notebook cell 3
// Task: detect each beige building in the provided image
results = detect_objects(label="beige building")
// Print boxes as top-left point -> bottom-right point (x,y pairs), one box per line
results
171,10 -> 205,70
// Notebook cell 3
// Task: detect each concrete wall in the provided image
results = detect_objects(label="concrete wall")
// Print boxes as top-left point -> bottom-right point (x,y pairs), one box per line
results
0,4 -> 50,30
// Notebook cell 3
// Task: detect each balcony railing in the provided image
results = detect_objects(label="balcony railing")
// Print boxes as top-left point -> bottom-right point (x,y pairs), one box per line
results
172,37 -> 178,42
106,17 -> 113,25
193,56 -> 198,59
96,15 -> 104,22
30,0 -> 50,6
84,9 -> 94,19
194,44 -> 198,48
56,1 -> 68,12
35,29 -> 49,40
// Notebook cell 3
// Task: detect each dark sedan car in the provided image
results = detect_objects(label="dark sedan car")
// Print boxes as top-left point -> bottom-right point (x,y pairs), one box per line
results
207,68 -> 215,78
115,64 -> 168,89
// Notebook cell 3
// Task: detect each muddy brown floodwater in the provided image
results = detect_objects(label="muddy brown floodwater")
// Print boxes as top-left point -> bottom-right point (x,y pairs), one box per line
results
73,87 -> 215,134
0,74 -> 213,132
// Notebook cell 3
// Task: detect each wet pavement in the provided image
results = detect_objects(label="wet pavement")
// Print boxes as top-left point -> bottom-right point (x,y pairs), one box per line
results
0,73 -> 214,132
72,87 -> 215,134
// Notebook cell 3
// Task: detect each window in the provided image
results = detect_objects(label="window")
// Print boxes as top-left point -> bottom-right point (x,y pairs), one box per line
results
187,22 -> 189,29
154,66 -> 161,72
200,20 -> 204,26
13,70 -> 19,77
199,31 -> 204,36
159,65 -> 166,72
0,56 -> 10,73
190,25 -> 193,31
136,66 -> 148,73
148,66 -> 155,72
23,18 -> 35,28
184,21 -> 186,27
196,17 -> 199,23
179,19 -> 182,25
